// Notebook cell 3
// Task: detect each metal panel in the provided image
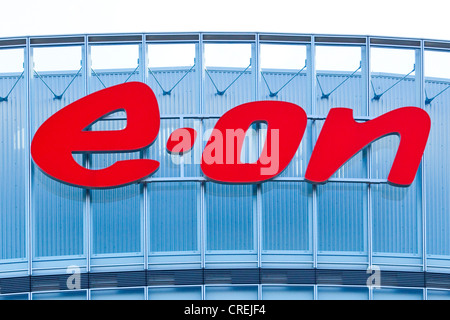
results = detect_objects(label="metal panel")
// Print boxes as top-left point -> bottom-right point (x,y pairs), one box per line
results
261,182 -> 311,251
0,73 -> 27,260
147,182 -> 199,253
317,183 -> 367,254
204,68 -> 253,114
424,79 -> 450,256
205,183 -> 255,251
31,71 -> 85,258
147,68 -> 197,114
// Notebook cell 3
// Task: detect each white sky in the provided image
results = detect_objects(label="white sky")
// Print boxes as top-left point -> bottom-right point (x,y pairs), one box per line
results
0,0 -> 449,78
1,0 -> 450,41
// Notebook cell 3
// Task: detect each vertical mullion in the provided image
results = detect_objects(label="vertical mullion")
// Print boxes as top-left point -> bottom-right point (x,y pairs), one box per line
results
25,36 -> 32,276
199,33 -> 206,275
254,33 -> 262,300
419,40 -> 427,274
310,36 -> 318,300
366,37 -> 373,271
85,36 -> 92,272
141,34 -> 149,283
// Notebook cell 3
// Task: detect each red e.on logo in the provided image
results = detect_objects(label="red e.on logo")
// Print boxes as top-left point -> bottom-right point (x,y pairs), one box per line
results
30,82 -> 431,189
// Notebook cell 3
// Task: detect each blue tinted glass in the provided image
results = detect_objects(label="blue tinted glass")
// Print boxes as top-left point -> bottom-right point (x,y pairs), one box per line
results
206,286 -> 258,300
32,290 -> 87,300
90,288 -> 145,300
148,286 -> 202,300
262,286 -> 313,300
148,182 -> 199,252
318,286 -> 368,300
317,183 -> 367,253
262,182 -> 311,251
373,288 -> 423,300
206,183 -> 255,251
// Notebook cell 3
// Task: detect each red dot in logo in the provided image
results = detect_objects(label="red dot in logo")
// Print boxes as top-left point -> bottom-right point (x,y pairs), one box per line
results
166,127 -> 197,154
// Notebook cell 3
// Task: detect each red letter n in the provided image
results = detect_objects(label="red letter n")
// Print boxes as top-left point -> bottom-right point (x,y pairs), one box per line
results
305,107 -> 430,187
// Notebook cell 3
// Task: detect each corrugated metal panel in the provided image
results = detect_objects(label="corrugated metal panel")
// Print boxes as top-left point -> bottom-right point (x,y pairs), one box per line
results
2,65 -> 450,271
424,80 -> 450,256
316,73 -> 364,116
314,120 -> 366,179
368,75 -> 422,257
0,74 -> 26,260
31,73 -> 85,258
372,182 -> 421,254
260,72 -> 309,112
89,70 -> 140,94
317,183 -> 367,253
148,118 -> 181,178
261,182 -> 311,251
147,69 -> 197,114
204,68 -> 253,114
205,183 -> 255,251
147,182 -> 199,253
90,119 -> 141,255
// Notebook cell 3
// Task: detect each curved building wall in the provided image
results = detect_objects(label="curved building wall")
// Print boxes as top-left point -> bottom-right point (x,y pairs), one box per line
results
0,33 -> 449,300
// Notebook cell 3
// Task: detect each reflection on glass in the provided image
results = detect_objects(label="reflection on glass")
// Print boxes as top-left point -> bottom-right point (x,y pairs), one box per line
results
424,50 -> 450,257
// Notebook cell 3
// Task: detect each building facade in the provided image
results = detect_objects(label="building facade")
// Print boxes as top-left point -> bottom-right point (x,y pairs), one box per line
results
0,32 -> 449,300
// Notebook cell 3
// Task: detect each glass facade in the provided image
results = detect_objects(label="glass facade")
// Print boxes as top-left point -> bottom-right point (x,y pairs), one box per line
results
0,33 -> 449,299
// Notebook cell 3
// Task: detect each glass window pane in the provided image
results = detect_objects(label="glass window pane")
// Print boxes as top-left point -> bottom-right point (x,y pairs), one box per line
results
372,183 -> 421,255
0,48 -> 26,261
91,119 -> 141,255
370,47 -> 417,117
318,286 -> 368,300
148,119 -> 181,178
205,286 -> 258,300
424,50 -> 450,257
32,290 -> 87,300
0,293 -> 28,300
373,288 -> 423,300
148,286 -> 201,300
260,44 -> 308,110
90,44 -> 140,92
316,45 -> 364,116
262,286 -> 313,300
205,183 -> 255,251
317,183 -> 367,254
31,45 -> 85,260
204,43 -> 253,114
262,182 -> 311,251
427,290 -> 450,300
147,43 -> 197,114
148,182 -> 199,253
90,288 -> 145,300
